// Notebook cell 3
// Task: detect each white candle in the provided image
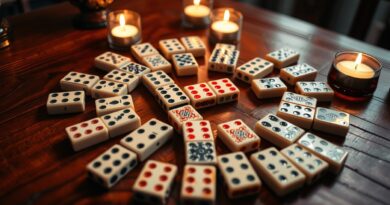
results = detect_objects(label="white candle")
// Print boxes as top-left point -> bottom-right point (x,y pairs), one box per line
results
184,0 -> 210,18
336,53 -> 375,79
111,14 -> 139,38
211,20 -> 239,33
211,10 -> 239,33
183,0 -> 211,27
111,24 -> 139,38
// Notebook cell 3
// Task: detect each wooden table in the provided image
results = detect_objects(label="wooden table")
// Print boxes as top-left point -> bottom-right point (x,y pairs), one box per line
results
1,0 -> 389,204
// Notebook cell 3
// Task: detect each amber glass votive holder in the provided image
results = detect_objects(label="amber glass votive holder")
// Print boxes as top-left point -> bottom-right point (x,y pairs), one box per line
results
327,51 -> 382,101
182,0 -> 213,28
208,8 -> 242,45
0,18 -> 10,49
107,10 -> 142,50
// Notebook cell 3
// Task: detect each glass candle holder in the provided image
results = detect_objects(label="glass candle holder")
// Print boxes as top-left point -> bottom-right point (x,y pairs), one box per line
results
327,51 -> 382,101
208,8 -> 242,45
107,10 -> 142,50
182,0 -> 213,28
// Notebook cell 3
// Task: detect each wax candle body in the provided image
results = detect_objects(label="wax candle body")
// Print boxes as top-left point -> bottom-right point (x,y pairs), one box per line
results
111,25 -> 139,38
184,4 -> 210,18
109,24 -> 141,48
211,20 -> 239,33
183,4 -> 211,27
336,61 -> 375,79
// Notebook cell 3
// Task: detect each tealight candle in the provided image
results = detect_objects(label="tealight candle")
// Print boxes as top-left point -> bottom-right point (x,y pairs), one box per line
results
208,8 -> 242,45
107,10 -> 142,50
211,13 -> 239,34
335,53 -> 375,79
328,51 -> 382,101
111,16 -> 139,38
182,0 -> 213,28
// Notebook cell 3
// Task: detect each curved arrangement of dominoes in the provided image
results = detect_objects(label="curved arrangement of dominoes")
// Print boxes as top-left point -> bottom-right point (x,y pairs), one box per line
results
47,35 -> 350,204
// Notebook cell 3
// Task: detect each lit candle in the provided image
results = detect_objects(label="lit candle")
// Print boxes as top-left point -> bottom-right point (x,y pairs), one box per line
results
209,8 -> 242,44
336,53 -> 375,79
328,51 -> 382,101
183,0 -> 211,27
111,14 -> 139,38
211,10 -> 239,33
107,10 -> 142,50
184,0 -> 210,18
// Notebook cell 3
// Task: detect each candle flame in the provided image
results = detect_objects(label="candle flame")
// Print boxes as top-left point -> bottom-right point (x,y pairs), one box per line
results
119,14 -> 125,26
354,53 -> 362,70
223,9 -> 230,22
194,0 -> 200,6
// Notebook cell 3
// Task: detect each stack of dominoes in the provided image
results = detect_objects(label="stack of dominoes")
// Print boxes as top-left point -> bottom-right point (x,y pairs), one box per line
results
208,43 -> 240,74
131,36 -> 206,76
275,91 -> 349,135
131,42 -> 172,73
45,35 -> 353,203
62,52 -> 150,99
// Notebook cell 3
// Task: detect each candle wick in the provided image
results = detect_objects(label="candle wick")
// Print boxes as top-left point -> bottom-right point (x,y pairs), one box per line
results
355,64 -> 358,70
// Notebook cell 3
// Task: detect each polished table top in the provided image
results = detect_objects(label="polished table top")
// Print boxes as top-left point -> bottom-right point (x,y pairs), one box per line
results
0,0 -> 389,204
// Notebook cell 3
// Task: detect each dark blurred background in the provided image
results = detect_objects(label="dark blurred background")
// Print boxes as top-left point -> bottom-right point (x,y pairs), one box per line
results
0,0 -> 389,49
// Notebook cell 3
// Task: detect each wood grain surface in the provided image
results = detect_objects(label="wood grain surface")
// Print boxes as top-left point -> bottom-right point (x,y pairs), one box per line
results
0,0 -> 389,204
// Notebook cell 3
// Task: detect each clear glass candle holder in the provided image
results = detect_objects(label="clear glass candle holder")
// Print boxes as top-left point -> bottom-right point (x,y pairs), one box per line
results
107,10 -> 142,50
208,8 -> 243,45
182,0 -> 213,28
327,51 -> 382,101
